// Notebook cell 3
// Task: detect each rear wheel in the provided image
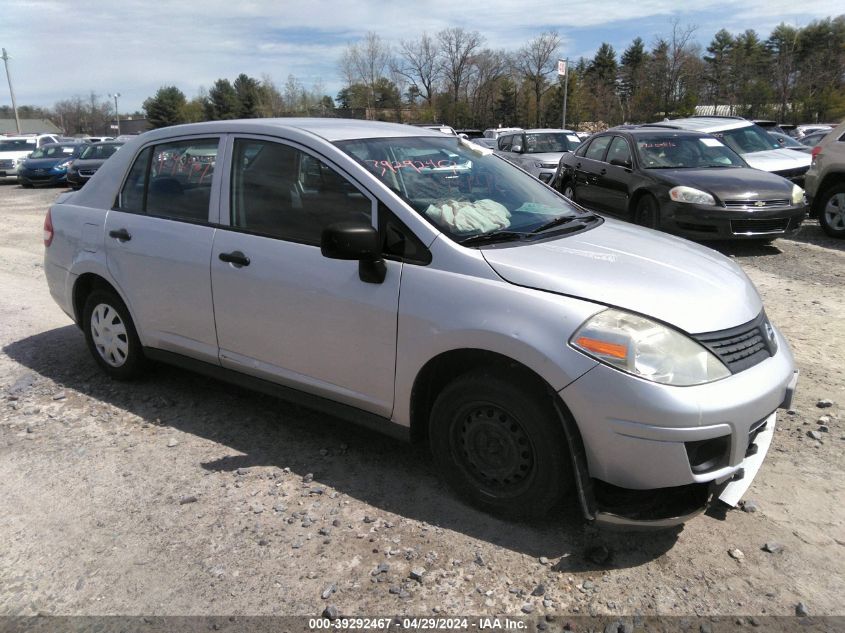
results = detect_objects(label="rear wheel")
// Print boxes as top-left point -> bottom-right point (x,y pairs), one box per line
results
429,370 -> 571,519
634,194 -> 660,229
818,184 -> 845,238
82,289 -> 147,380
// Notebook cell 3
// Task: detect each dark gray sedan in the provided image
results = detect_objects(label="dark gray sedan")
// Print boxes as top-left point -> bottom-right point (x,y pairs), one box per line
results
67,141 -> 124,190
555,128 -> 807,241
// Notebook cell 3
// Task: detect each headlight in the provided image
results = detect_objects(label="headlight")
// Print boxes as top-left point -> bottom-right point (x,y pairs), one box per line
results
669,186 -> 716,205
534,161 -> 557,169
54,160 -> 72,170
571,308 -> 730,386
791,184 -> 805,205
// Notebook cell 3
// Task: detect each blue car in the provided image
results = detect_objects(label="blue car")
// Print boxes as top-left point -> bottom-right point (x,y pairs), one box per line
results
18,143 -> 85,188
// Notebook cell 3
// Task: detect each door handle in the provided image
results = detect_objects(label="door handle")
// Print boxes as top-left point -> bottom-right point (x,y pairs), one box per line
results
108,228 -> 131,241
219,251 -> 250,267
600,168 -> 607,175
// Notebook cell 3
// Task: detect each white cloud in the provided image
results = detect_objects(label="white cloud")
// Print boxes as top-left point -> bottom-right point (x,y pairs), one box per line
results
0,0 -> 840,112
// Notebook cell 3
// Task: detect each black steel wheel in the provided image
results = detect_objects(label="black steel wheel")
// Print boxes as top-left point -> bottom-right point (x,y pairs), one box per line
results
634,194 -> 660,229
429,370 -> 572,519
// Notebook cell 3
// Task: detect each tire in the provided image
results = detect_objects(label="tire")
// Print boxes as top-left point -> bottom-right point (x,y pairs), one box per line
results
20,182 -> 33,189
428,370 -> 572,519
634,194 -> 660,229
82,289 -> 147,380
818,183 -> 845,238
562,181 -> 576,202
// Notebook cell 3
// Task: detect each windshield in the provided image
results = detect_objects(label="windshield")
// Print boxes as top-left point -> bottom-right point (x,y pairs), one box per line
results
635,134 -> 746,169
710,124 -> 781,154
336,136 -> 590,241
524,132 -> 579,153
768,132 -> 804,149
0,139 -> 37,152
29,144 -> 80,159
80,143 -> 123,160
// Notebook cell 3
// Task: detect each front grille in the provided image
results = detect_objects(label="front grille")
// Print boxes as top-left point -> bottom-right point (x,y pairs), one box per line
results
724,199 -> 790,209
79,169 -> 98,177
731,218 -> 790,235
694,312 -> 776,373
0,159 -> 15,170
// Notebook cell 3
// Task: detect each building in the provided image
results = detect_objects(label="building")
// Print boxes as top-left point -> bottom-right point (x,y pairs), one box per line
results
0,118 -> 62,134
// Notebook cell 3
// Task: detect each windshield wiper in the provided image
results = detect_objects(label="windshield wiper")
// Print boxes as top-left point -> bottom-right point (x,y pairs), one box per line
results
459,231 -> 529,246
531,214 -> 596,234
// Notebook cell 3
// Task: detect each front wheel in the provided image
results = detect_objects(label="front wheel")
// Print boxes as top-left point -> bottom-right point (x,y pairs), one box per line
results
429,370 -> 572,519
818,184 -> 845,238
634,194 -> 661,229
562,181 -> 576,202
82,289 -> 147,379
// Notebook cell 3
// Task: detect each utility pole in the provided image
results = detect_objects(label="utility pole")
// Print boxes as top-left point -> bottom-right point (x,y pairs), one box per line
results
109,92 -> 121,135
1,48 -> 22,134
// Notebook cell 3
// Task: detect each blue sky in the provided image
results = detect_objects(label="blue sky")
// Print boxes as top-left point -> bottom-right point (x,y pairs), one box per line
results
1,0 -> 841,114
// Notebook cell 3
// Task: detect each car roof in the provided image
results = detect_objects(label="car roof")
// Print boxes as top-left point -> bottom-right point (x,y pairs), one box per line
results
597,127 -> 710,138
137,118 -> 446,144
644,117 -> 752,132
523,128 -> 577,134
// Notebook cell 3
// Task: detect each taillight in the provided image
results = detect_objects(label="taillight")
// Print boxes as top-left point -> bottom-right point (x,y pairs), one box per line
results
43,208 -> 54,247
811,145 -> 822,163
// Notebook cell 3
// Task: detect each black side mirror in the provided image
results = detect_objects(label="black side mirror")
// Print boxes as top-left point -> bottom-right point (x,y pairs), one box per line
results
610,158 -> 632,169
320,222 -> 386,284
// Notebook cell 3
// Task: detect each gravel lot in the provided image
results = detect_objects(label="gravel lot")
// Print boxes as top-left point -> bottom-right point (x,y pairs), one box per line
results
0,181 -> 843,619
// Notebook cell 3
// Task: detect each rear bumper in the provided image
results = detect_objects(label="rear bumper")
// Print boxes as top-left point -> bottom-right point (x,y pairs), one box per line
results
660,200 -> 807,239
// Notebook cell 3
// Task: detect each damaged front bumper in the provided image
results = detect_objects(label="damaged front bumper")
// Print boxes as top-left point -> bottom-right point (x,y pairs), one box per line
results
555,351 -> 798,529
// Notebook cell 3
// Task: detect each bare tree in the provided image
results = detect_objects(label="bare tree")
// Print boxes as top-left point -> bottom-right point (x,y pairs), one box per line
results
513,31 -> 561,127
467,49 -> 509,126
340,32 -> 392,111
437,27 -> 484,124
394,33 -> 441,107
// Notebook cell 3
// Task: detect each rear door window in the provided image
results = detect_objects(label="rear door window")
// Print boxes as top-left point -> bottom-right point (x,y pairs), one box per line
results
117,139 -> 219,222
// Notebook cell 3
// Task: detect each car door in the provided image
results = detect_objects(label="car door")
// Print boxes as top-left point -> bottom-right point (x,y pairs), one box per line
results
105,136 -> 222,363
210,136 -> 402,417
596,136 -> 637,216
573,135 -> 611,209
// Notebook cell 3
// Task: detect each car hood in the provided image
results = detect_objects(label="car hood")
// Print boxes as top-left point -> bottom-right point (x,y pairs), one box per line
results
524,152 -> 567,164
70,158 -> 107,168
480,218 -> 761,334
0,150 -> 35,159
740,148 -> 811,172
23,157 -> 70,169
652,167 -> 795,199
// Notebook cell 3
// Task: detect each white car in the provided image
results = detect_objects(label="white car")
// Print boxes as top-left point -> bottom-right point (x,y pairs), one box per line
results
0,134 -> 60,180
645,117 -> 811,185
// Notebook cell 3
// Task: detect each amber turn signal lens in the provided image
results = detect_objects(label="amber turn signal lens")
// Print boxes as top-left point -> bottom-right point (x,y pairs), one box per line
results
575,336 -> 627,359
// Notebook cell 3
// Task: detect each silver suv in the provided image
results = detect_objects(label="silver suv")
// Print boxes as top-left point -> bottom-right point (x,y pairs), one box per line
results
495,128 -> 581,183
43,119 -> 798,527
804,119 -> 845,238
645,117 -> 811,184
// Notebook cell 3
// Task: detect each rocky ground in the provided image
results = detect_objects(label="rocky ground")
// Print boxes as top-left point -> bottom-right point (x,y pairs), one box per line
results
0,181 -> 843,619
